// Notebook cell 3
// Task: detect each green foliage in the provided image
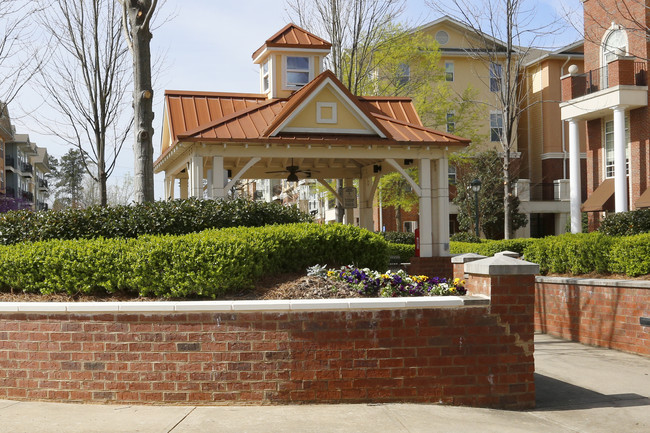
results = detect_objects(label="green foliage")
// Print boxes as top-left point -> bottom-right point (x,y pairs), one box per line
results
379,231 -> 415,244
598,208 -> 650,236
378,169 -> 419,212
52,149 -> 86,209
0,198 -> 312,245
609,234 -> 650,276
450,232 -> 481,243
0,223 -> 389,298
450,238 -> 537,257
452,150 -> 527,239
387,243 -> 415,262
522,233 -> 613,275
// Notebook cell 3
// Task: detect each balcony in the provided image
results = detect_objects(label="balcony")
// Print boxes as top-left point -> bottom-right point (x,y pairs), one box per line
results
561,58 -> 648,121
38,178 -> 48,190
5,154 -> 15,169
21,189 -> 33,202
21,162 -> 33,177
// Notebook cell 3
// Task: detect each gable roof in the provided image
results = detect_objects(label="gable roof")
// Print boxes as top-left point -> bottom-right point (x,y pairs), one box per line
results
416,15 -> 513,53
157,71 -> 469,167
252,23 -> 332,61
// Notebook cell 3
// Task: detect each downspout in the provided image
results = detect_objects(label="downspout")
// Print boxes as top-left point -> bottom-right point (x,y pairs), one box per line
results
561,56 -> 573,179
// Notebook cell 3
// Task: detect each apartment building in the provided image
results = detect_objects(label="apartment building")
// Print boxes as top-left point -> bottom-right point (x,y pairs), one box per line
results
560,0 -> 649,231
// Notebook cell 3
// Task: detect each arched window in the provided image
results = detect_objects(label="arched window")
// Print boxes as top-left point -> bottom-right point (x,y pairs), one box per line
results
601,27 -> 628,88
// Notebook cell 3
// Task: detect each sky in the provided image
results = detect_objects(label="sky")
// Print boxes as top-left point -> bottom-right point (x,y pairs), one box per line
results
11,0 -> 582,201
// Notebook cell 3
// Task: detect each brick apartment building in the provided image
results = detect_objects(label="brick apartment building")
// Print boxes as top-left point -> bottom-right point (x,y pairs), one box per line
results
561,0 -> 649,231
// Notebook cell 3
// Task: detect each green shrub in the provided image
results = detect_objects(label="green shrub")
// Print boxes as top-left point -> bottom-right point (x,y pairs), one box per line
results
609,233 -> 650,276
450,232 -> 481,243
0,198 -> 312,245
598,208 -> 650,236
387,243 -> 415,262
0,223 -> 389,298
379,231 -> 415,245
450,238 -> 537,257
522,233 -> 613,275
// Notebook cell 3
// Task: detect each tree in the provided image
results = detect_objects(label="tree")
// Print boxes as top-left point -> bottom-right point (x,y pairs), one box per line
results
37,0 -> 132,206
427,0 -> 563,238
119,0 -> 158,203
0,1 -> 42,105
378,169 -> 419,232
53,149 -> 85,209
452,150 -> 527,239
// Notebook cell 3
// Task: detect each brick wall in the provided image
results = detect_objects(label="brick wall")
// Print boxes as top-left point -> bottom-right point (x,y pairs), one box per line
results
535,277 -> 650,356
0,265 -> 537,409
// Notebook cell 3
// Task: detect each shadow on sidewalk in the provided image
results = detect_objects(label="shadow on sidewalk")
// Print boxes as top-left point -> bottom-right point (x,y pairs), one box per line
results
534,373 -> 650,411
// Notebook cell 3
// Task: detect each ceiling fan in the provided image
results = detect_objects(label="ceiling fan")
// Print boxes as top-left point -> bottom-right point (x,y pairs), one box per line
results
266,158 -> 317,182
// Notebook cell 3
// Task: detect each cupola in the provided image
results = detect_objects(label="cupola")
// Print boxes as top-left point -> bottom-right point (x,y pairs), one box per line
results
252,23 -> 332,99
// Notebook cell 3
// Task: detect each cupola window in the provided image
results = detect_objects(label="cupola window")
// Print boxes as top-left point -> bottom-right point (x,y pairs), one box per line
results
286,56 -> 310,87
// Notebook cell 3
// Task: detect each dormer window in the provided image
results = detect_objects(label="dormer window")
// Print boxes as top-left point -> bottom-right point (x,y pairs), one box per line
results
286,56 -> 310,88
262,60 -> 270,93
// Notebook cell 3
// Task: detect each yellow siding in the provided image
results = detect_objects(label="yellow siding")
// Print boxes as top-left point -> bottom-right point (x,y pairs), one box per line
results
285,86 -> 370,132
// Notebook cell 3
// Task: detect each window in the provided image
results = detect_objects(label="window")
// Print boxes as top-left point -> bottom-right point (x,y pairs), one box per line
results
445,62 -> 454,81
602,28 -> 628,88
489,63 -> 502,92
490,112 -> 503,142
262,60 -> 269,92
604,117 -> 630,178
435,30 -> 449,45
397,63 -> 410,86
446,111 -> 455,133
448,165 -> 457,185
286,56 -> 310,87
403,221 -> 418,233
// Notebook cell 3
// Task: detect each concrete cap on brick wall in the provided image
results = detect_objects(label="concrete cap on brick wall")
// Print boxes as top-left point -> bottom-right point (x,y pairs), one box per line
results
465,255 -> 539,276
451,253 -> 487,264
495,250 -> 520,259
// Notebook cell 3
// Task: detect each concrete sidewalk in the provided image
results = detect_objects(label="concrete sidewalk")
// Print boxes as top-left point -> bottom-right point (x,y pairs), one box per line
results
1,334 -> 648,433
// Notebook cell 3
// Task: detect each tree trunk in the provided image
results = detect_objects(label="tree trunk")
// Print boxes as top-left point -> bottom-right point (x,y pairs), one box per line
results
503,153 -> 511,239
395,204 -> 402,232
124,0 -> 156,203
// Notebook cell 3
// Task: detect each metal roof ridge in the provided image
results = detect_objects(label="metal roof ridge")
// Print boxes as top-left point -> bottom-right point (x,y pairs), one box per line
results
371,112 -> 470,144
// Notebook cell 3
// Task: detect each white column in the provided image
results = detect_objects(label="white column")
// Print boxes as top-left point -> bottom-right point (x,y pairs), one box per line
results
434,157 -> 450,256
613,106 -> 628,212
206,169 -> 213,198
211,156 -> 226,199
189,155 -> 204,198
568,118 -> 582,233
418,158 -> 433,258
164,176 -> 175,200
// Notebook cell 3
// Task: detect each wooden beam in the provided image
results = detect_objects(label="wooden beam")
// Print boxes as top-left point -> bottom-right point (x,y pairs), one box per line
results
317,179 -> 343,205
225,157 -> 261,191
385,158 -> 421,196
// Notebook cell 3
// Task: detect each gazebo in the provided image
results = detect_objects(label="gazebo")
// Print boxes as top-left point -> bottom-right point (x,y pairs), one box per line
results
154,24 -> 469,269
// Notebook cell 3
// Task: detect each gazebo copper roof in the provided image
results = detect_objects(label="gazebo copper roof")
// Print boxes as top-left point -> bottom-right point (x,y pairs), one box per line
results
157,70 -> 469,167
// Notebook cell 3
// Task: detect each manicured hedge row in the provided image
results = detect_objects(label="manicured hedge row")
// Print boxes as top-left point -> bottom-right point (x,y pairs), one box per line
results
450,238 -> 537,257
378,231 -> 415,245
523,233 -> 613,275
0,198 -> 312,245
387,243 -> 415,262
0,223 -> 389,298
608,233 -> 650,276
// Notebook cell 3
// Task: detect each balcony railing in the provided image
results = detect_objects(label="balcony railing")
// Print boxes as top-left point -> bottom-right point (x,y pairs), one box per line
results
5,155 -> 15,168
38,178 -> 48,189
529,183 -> 557,201
21,189 -> 33,201
21,162 -> 33,174
574,62 -> 647,98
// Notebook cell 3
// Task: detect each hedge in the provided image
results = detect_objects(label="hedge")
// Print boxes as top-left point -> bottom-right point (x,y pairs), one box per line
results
522,233 -> 613,275
378,231 -> 415,245
0,198 -> 312,245
450,238 -> 537,257
598,208 -> 650,236
0,223 -> 388,298
608,233 -> 650,276
387,243 -> 415,262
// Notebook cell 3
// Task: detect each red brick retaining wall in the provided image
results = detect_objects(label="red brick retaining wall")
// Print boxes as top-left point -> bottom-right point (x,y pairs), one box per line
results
535,277 -> 650,356
0,255 -> 537,408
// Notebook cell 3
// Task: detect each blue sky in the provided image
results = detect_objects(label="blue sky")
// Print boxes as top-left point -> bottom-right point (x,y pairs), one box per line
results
13,0 -> 582,200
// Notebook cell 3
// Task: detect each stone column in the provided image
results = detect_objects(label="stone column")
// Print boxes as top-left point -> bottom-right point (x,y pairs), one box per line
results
568,118 -> 582,232
433,157 -> 450,256
179,178 -> 188,199
613,106 -> 628,212
189,155 -> 203,198
358,176 -> 374,231
211,156 -> 226,199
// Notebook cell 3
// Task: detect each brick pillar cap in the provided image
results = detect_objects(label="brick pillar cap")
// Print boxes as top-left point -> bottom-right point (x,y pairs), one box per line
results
495,250 -> 520,259
465,255 -> 539,276
451,253 -> 487,264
